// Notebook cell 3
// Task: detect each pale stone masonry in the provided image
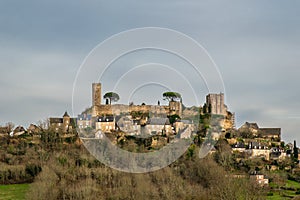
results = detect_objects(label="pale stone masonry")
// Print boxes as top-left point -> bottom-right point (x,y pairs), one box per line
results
92,83 -> 102,116
49,111 -> 76,133
206,93 -> 226,115
91,82 -> 182,118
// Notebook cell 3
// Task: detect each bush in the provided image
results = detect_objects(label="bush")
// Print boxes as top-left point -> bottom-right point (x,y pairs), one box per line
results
25,164 -> 41,178
267,192 -> 274,196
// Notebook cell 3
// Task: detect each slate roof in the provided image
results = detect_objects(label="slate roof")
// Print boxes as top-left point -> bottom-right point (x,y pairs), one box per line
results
50,118 -> 63,123
148,118 -> 170,125
259,128 -> 281,136
97,115 -> 115,122
241,122 -> 259,130
77,114 -> 92,120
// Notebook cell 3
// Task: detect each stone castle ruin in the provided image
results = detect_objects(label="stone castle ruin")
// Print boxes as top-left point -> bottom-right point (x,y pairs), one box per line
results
91,83 -> 182,118
72,83 -> 235,137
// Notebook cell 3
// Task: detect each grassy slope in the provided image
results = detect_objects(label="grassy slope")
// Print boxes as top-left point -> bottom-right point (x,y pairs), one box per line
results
0,184 -> 29,200
267,180 -> 300,200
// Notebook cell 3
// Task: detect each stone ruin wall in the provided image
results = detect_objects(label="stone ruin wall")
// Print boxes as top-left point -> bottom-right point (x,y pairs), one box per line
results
93,104 -> 171,116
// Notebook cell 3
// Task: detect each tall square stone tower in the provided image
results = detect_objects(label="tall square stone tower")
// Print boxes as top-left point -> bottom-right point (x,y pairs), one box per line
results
92,83 -> 102,107
206,93 -> 226,115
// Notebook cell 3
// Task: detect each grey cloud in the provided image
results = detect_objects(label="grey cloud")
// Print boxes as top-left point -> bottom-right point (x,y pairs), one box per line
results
0,0 -> 300,143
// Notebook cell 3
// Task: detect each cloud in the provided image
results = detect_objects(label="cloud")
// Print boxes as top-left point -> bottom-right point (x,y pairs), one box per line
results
0,1 -> 299,143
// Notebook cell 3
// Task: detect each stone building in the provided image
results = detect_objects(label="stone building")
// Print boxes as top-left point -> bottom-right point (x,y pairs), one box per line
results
204,93 -> 235,131
116,116 -> 140,134
77,114 -> 92,129
90,83 -> 182,118
145,117 -> 172,135
27,124 -> 41,135
238,122 -> 281,141
259,128 -> 281,141
239,122 -> 260,136
206,93 -> 226,115
49,111 -> 76,133
250,172 -> 269,186
95,115 -> 115,132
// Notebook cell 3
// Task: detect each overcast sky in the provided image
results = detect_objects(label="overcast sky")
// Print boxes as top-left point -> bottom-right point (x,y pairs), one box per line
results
0,1 -> 299,143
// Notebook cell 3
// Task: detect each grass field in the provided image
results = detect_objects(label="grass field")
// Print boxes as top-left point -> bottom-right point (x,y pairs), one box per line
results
267,180 -> 300,200
0,184 -> 29,200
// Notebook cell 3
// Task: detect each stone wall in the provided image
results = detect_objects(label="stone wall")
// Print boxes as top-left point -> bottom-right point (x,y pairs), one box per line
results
93,104 -> 171,116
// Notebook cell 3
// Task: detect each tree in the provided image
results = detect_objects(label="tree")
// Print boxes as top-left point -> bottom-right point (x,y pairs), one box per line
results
168,114 -> 180,124
6,122 -> 15,134
162,92 -> 181,102
294,140 -> 298,163
103,92 -> 120,105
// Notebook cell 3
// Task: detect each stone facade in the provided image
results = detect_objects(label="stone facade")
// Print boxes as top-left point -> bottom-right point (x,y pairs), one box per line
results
95,115 -> 115,132
77,114 -> 92,129
238,122 -> 281,141
91,83 -> 182,118
92,83 -> 102,116
250,174 -> 269,186
206,93 -> 226,115
204,93 -> 235,131
49,111 -> 76,133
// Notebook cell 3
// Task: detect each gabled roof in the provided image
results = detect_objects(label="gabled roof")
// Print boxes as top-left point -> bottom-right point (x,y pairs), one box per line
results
259,128 -> 281,136
50,118 -> 63,123
13,126 -> 26,134
77,114 -> 92,120
97,115 -> 114,122
148,118 -> 170,125
241,122 -> 259,130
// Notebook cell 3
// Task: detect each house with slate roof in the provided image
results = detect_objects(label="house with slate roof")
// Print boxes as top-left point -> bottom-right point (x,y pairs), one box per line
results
49,111 -> 76,133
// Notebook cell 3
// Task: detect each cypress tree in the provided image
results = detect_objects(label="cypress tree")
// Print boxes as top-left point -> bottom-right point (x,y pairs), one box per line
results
294,140 -> 298,163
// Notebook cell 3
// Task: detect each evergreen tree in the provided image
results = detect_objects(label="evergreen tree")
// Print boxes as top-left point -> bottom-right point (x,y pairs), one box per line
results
294,140 -> 298,163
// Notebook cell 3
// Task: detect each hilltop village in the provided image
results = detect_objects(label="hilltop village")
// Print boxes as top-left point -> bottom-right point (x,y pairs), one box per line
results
0,83 -> 298,168
1,82 -> 300,196
48,82 -> 288,165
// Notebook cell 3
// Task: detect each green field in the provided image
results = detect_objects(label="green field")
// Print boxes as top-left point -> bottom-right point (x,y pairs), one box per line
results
267,180 -> 300,200
0,184 -> 29,200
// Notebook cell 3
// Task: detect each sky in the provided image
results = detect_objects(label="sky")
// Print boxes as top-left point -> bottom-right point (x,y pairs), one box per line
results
0,1 -> 299,143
